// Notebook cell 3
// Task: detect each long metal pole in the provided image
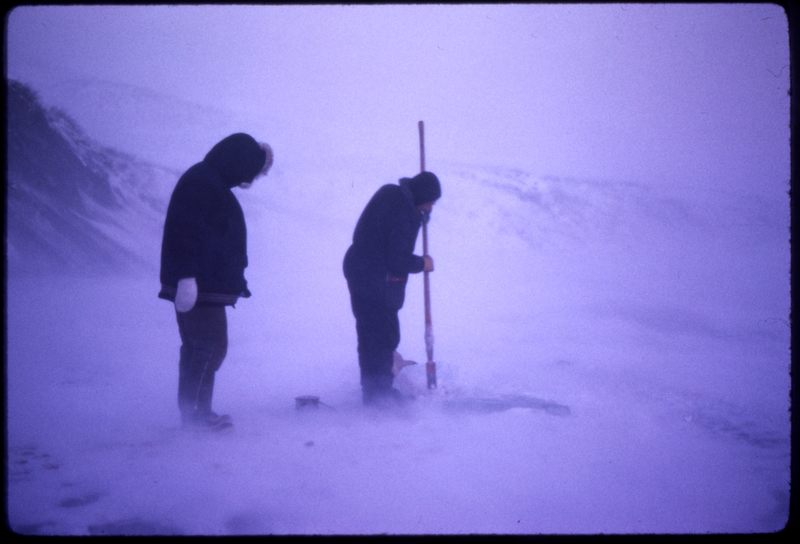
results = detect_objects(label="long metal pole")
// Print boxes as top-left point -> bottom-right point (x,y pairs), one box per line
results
419,120 -> 436,389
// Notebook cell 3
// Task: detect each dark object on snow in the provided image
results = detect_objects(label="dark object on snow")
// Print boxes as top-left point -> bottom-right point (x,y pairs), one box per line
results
442,394 -> 572,416
295,395 -> 321,410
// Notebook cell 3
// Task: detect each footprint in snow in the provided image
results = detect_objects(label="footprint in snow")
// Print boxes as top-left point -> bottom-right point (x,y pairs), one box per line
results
8,445 -> 61,482
58,491 -> 104,508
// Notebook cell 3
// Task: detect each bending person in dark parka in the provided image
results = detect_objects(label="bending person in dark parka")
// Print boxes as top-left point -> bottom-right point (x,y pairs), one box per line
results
343,171 -> 442,406
159,132 -> 273,430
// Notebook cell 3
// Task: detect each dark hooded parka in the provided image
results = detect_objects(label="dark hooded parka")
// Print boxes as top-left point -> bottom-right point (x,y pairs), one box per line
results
159,133 -> 268,306
343,171 -> 442,399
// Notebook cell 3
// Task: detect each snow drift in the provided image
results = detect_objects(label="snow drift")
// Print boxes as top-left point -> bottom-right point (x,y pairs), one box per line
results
5,77 -> 791,535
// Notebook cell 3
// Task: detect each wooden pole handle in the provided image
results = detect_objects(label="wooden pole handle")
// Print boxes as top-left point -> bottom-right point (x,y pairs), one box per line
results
418,120 -> 436,389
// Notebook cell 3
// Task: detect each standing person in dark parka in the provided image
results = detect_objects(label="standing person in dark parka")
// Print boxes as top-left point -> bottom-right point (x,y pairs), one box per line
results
159,133 -> 273,430
343,171 -> 442,406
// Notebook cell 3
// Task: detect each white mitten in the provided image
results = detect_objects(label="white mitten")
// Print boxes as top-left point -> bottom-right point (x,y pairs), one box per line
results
175,277 -> 198,313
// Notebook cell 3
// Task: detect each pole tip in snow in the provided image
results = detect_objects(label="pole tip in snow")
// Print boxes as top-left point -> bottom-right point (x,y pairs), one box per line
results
426,362 -> 437,389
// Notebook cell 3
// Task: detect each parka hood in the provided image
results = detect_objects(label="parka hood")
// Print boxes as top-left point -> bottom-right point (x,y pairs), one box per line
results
204,133 -> 268,188
399,171 -> 441,205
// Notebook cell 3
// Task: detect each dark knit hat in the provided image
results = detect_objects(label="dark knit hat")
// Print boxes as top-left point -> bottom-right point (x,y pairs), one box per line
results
407,171 -> 442,205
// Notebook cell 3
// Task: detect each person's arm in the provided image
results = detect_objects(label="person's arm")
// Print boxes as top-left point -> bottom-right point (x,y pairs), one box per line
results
385,207 -> 425,276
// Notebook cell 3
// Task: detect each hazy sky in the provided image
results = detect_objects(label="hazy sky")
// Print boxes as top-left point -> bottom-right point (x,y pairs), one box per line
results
6,4 -> 790,195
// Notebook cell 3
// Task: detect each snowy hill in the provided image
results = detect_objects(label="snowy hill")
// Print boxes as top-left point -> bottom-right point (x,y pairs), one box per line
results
7,73 -> 346,171
6,80 -> 176,274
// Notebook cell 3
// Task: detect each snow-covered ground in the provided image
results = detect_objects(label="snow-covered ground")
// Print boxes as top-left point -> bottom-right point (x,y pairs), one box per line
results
6,153 -> 791,534
5,5 -> 791,532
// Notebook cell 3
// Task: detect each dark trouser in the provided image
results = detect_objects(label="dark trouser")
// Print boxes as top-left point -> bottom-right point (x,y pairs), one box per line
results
176,305 -> 228,423
347,284 -> 400,400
